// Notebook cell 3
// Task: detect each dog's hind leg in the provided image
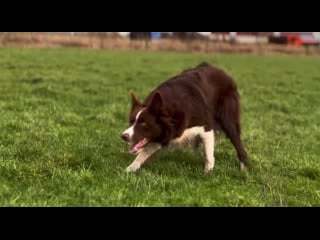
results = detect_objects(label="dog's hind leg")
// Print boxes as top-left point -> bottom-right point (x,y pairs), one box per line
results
126,143 -> 162,173
200,130 -> 215,172
218,92 -> 249,170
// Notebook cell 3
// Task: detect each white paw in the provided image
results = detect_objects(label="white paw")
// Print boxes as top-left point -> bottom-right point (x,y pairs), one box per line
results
204,164 -> 214,173
240,162 -> 248,171
125,164 -> 140,173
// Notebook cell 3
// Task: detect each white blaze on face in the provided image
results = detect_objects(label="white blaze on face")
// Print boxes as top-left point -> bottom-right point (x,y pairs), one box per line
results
122,109 -> 144,141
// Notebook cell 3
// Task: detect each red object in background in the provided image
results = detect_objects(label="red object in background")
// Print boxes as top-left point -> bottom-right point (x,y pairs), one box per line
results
287,34 -> 302,46
286,33 -> 319,46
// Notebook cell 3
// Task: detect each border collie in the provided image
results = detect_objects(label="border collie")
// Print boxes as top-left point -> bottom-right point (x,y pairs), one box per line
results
121,62 -> 249,173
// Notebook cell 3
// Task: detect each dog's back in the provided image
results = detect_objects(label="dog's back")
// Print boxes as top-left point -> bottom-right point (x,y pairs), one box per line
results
144,62 -> 241,133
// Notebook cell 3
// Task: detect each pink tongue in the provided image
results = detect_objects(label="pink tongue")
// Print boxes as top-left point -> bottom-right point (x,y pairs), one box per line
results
129,145 -> 140,154
129,139 -> 146,153
129,139 -> 146,154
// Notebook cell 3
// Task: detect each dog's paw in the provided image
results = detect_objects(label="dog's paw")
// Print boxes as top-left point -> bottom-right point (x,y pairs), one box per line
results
125,164 -> 140,173
240,162 -> 249,171
204,165 -> 214,173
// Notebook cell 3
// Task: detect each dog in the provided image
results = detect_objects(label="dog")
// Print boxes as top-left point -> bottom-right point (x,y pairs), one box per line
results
121,62 -> 249,173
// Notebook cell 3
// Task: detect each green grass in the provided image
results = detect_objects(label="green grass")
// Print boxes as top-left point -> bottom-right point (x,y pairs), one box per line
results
0,47 -> 320,206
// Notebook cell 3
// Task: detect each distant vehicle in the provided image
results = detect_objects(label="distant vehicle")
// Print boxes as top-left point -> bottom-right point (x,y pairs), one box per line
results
269,32 -> 320,46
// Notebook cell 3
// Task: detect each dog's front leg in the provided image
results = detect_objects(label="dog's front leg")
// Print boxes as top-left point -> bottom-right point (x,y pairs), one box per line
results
126,143 -> 162,173
200,130 -> 215,172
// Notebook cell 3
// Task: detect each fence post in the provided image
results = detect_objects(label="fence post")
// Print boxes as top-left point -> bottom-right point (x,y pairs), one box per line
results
1,32 -> 8,45
100,32 -> 106,49
305,45 -> 309,55
205,38 -> 209,53
256,32 -> 263,55
46,32 -> 49,48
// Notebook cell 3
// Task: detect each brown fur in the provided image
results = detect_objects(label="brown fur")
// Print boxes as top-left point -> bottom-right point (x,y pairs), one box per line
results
125,62 -> 249,169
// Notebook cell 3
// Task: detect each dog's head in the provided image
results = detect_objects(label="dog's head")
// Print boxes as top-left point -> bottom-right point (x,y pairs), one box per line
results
121,91 -> 165,154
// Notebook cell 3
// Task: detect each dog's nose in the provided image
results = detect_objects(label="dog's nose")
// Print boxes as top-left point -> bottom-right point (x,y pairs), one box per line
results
121,133 -> 130,142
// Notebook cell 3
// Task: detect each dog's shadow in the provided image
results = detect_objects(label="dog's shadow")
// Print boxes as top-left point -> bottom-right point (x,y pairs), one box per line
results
138,147 -> 220,177
120,137 -> 249,179
135,147 -> 246,179
153,148 -> 203,166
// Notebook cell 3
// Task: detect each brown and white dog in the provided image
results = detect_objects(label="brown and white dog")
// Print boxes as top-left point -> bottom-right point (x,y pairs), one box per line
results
121,62 -> 249,173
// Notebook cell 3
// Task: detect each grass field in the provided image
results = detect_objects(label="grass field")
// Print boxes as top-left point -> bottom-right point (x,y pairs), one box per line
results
0,47 -> 319,206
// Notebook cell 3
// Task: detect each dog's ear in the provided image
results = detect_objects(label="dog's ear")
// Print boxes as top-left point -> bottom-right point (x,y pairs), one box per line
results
148,92 -> 163,114
131,91 -> 141,112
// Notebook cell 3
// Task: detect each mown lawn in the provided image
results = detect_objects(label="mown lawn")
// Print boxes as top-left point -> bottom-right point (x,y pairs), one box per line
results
0,47 -> 319,206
